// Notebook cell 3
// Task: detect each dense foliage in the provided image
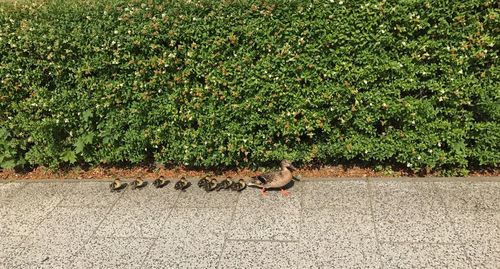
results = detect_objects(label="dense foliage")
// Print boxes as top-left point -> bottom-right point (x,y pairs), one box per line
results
0,0 -> 498,174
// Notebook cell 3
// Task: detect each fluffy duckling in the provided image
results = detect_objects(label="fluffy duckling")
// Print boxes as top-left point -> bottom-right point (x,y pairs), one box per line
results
109,178 -> 126,192
231,178 -> 247,192
130,177 -> 147,190
153,176 -> 170,188
216,177 -> 234,191
198,175 -> 210,188
204,178 -> 218,192
174,177 -> 191,191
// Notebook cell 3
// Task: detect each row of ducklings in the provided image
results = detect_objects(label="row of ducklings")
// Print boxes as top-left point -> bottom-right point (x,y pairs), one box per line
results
109,175 -> 246,192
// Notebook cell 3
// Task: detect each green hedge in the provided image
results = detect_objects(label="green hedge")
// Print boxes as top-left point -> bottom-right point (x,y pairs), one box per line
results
1,0 -> 499,174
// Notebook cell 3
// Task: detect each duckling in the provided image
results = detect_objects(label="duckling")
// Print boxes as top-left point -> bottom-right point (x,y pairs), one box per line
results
130,177 -> 147,190
109,178 -> 126,192
153,176 -> 170,188
174,177 -> 191,191
216,177 -> 234,191
204,178 -> 218,192
198,175 -> 210,188
231,178 -> 247,192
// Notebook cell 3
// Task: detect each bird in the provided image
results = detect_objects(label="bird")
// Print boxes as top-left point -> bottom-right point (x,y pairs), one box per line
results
109,178 -> 126,192
130,177 -> 147,190
204,178 -> 218,192
248,160 -> 297,196
231,178 -> 247,192
174,177 -> 191,191
153,176 -> 170,188
198,175 -> 210,188
216,177 -> 233,191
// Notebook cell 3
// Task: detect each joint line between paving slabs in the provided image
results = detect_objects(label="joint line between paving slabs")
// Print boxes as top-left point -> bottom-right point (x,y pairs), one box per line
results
215,191 -> 241,268
432,181 -> 474,268
367,179 -> 384,269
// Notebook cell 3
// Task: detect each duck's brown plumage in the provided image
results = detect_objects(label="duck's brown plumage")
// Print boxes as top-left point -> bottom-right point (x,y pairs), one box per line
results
249,160 -> 297,189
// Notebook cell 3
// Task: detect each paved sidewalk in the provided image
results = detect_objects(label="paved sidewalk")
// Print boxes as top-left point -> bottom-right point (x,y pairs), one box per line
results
0,178 -> 499,268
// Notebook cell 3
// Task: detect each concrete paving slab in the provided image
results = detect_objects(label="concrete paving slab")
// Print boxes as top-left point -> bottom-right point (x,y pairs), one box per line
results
0,203 -> 58,236
116,185 -> 179,208
464,241 -> 500,269
375,212 -> 458,244
175,185 -> 239,208
71,237 -> 155,269
159,207 -> 233,239
219,240 -> 298,269
58,182 -> 121,207
371,181 -> 458,243
2,255 -> 72,269
449,210 -> 500,243
0,236 -> 25,260
237,185 -> 301,209
378,243 -> 470,269
143,235 -> 224,269
14,182 -> 76,200
95,207 -> 172,238
435,181 -> 499,212
228,206 -> 299,241
301,208 -> 375,241
0,182 -> 26,200
299,238 -> 381,268
301,180 -> 370,210
6,234 -> 87,267
32,207 -> 107,238
370,181 -> 444,213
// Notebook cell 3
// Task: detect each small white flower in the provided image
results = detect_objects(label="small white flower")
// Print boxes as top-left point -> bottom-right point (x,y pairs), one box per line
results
399,63 -> 403,67
339,1 -> 343,4
402,41 -> 406,46
364,150 -> 368,154
407,163 -> 412,167
363,80 -> 368,84
438,142 -> 442,147
113,30 -> 118,34
411,120 -> 415,124
417,156 -> 421,160
458,69 -> 463,74
428,149 -> 433,153
64,118 -> 69,123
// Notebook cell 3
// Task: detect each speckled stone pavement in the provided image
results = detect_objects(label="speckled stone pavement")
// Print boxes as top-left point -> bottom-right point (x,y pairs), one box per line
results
0,178 -> 499,268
